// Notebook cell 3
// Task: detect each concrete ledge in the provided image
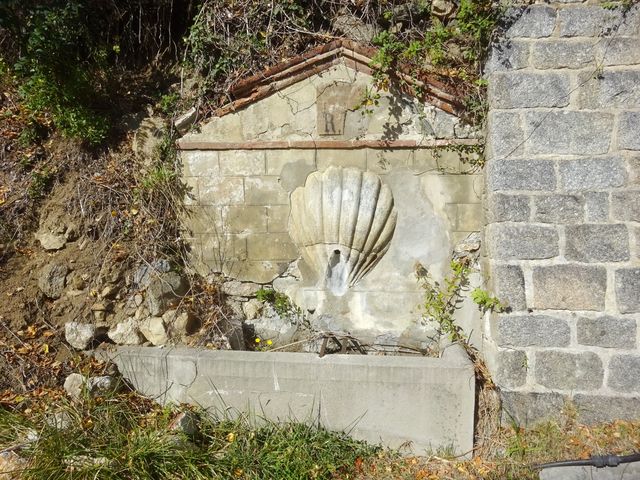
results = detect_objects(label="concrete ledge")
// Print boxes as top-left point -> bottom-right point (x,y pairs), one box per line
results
109,346 -> 475,455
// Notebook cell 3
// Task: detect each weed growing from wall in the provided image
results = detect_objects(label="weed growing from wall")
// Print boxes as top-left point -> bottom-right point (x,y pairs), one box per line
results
418,259 -> 472,345
369,0 -> 499,125
417,256 -> 503,385
256,288 -> 299,318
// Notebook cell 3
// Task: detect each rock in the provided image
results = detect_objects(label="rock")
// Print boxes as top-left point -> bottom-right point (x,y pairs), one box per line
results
535,351 -> 603,391
565,224 -> 629,262
533,265 -> 606,311
0,451 -> 28,480
133,260 -> 171,289
146,271 -> 189,316
132,116 -> 165,160
168,411 -> 199,436
139,317 -> 168,345
242,299 -> 263,320
174,107 -> 198,135
35,231 -> 67,251
45,411 -> 74,430
108,319 -> 143,345
125,294 -> 144,314
87,376 -> 117,395
35,219 -> 77,251
64,373 -> 117,400
497,314 -> 570,347
37,263 -> 69,299
492,265 -> 526,312
64,373 -> 86,400
101,285 -> 118,299
134,305 -> 150,320
222,280 -> 260,297
107,268 -> 122,285
272,273 -> 301,306
332,8 -> 376,42
91,303 -> 111,323
431,0 -> 457,19
65,322 -> 100,350
488,224 -> 558,260
163,309 -> 199,337
91,302 -> 109,312
226,299 -> 244,318
68,272 -> 86,290
615,268 -> 640,313
245,306 -> 298,346
64,455 -> 112,469
161,308 -> 179,323
22,429 -> 39,445
453,232 -> 481,260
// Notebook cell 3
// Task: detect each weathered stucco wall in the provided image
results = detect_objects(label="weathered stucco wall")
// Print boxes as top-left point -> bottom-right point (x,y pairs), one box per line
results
179,61 -> 483,344
484,2 -> 640,424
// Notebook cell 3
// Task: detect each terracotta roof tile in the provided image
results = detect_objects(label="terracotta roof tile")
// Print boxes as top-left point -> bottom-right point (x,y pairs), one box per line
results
212,39 -> 464,118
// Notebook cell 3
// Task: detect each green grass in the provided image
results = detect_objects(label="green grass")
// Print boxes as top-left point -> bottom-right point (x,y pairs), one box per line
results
0,391 -> 377,479
4,390 -> 639,480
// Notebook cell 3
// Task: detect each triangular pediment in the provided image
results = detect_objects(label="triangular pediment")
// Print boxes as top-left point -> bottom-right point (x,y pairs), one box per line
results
216,39 -> 463,118
179,40 -> 476,149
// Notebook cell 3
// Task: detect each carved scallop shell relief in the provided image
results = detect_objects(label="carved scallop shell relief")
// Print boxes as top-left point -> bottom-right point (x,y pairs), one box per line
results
289,166 -> 397,296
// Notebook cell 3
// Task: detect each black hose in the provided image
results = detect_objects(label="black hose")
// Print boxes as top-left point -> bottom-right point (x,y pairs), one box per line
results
535,452 -> 640,470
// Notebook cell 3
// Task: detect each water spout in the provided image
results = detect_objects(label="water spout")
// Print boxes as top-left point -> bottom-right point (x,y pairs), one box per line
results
325,248 -> 349,296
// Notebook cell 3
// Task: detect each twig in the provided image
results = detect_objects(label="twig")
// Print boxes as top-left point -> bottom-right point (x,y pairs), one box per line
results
0,320 -> 26,346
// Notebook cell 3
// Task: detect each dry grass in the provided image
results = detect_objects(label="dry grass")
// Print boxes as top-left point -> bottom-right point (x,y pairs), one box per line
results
354,402 -> 640,480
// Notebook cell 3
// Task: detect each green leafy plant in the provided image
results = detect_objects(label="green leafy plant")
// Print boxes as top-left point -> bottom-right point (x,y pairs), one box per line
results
158,93 -> 180,116
183,0 -> 313,102
418,259 -> 471,344
471,287 -> 507,313
27,168 -> 53,199
256,288 -> 296,317
367,0 -> 499,126
12,2 -> 110,145
417,257 -> 497,385
371,30 -> 405,73
253,336 -> 274,351
354,86 -> 381,115
17,122 -> 46,147
139,165 -> 176,191
603,1 -> 635,11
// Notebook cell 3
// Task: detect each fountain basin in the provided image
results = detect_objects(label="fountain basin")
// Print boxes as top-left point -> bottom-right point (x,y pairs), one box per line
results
109,345 -> 475,455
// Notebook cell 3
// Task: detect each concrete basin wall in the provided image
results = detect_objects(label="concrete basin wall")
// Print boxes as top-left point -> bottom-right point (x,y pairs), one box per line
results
110,346 -> 475,455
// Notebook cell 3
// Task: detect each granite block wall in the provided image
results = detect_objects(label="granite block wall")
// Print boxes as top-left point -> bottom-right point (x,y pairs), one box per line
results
484,2 -> 640,424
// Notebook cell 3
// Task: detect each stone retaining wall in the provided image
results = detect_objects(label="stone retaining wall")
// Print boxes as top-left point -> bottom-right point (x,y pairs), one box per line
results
484,2 -> 640,424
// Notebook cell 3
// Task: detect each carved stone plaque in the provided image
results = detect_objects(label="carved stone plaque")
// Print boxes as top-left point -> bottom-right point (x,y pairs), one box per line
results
316,84 -> 362,136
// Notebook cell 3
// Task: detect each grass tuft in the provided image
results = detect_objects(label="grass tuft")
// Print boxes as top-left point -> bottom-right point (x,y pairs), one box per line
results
1,391 -> 376,480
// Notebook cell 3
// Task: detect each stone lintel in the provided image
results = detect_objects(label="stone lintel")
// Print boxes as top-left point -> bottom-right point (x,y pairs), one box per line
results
178,138 -> 481,151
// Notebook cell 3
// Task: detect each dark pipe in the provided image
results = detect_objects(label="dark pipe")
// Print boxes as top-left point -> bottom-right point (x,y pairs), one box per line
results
535,452 -> 640,470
